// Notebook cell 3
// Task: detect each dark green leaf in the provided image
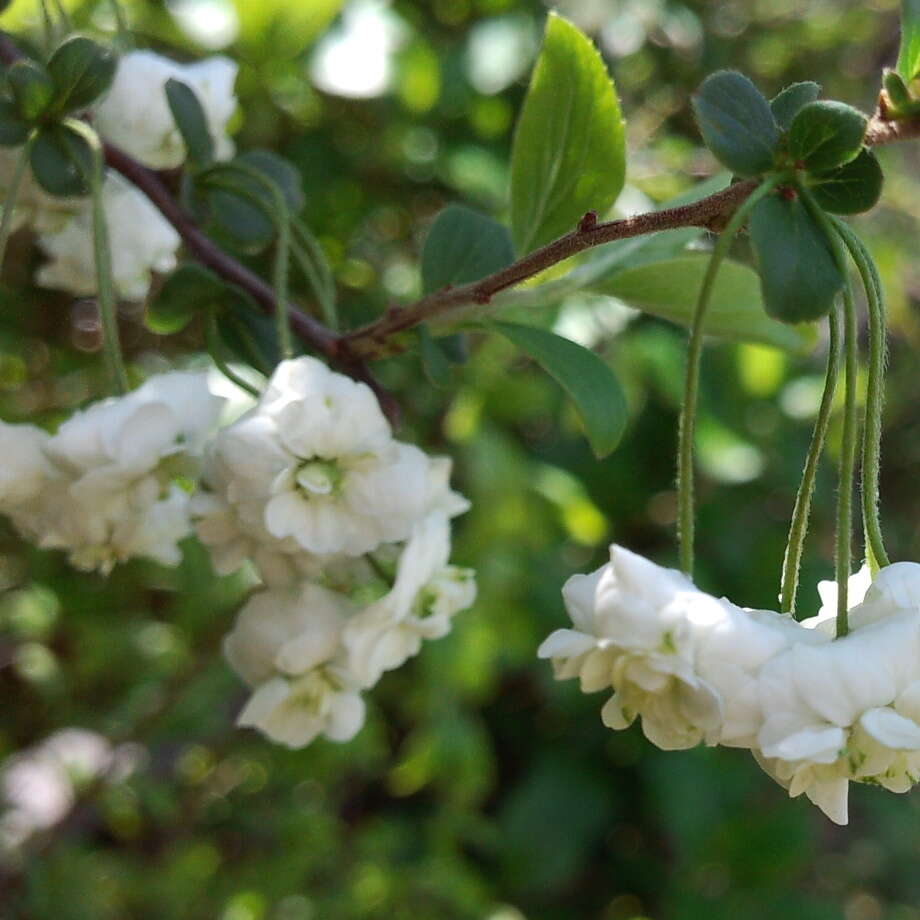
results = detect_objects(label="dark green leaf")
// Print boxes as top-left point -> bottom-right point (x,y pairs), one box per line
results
593,256 -> 815,352
809,148 -> 883,215
201,154 -> 303,251
509,13 -> 625,253
47,35 -> 117,113
29,125 -> 91,197
421,205 -> 514,294
218,293 -> 282,375
145,264 -> 225,335
418,324 -> 453,388
0,97 -> 30,146
691,70 -> 779,177
749,193 -> 844,323
898,0 -> 920,81
206,185 -> 274,250
237,150 -> 305,213
7,59 -> 54,121
492,321 -> 627,457
787,101 -> 867,174
770,82 -> 821,130
165,78 -> 213,166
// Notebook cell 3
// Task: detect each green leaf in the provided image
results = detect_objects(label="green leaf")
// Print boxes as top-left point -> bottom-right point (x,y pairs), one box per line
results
882,68 -> 920,118
749,193 -> 844,323
47,35 -> 117,114
29,125 -> 91,197
770,82 -> 821,130
898,0 -> 920,81
509,13 -> 625,254
7,59 -> 54,121
201,153 -> 303,251
421,205 -> 514,294
809,148 -> 883,215
145,264 -> 225,335
691,70 -> 779,177
418,324 -> 453,388
592,256 -> 815,352
236,150 -> 305,213
218,293 -> 282,374
787,101 -> 867,174
492,320 -> 627,457
0,97 -> 30,146
164,78 -> 214,166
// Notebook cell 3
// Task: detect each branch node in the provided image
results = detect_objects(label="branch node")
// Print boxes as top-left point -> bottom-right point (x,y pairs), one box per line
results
578,210 -> 598,233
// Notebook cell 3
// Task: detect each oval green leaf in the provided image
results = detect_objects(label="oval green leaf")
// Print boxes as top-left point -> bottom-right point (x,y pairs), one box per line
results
592,255 -> 815,352
809,148 -> 883,215
787,101 -> 867,174
165,78 -> 214,166
0,97 -> 30,147
770,81 -> 821,130
146,263 -> 225,335
749,193 -> 844,323
691,70 -> 779,177
510,13 -> 625,254
8,59 -> 54,121
421,205 -> 514,294
492,320 -> 627,457
29,124 -> 91,197
47,35 -> 117,114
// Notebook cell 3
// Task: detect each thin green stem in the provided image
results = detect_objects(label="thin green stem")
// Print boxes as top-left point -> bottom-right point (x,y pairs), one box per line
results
0,133 -> 36,269
293,219 -> 337,330
49,0 -> 72,32
779,311 -> 841,614
199,163 -> 293,361
676,174 -> 784,576
38,0 -> 55,48
800,187 -> 861,638
835,279 -> 860,638
205,307 -> 260,397
64,120 -> 129,394
830,216 -> 890,571
109,0 -> 129,39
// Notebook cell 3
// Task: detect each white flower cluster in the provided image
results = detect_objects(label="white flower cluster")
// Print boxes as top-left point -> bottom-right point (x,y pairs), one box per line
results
0,357 -> 476,750
539,545 -> 920,825
195,357 -> 476,749
1,50 -> 237,300
0,370 -> 223,573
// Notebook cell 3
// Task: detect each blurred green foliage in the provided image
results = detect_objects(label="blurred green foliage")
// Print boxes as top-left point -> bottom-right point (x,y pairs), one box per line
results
3,0 -> 920,918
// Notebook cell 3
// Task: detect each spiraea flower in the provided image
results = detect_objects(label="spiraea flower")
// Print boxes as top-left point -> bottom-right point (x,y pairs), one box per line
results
35,174 -> 180,300
756,563 -> 920,825
194,357 -> 464,563
94,50 -> 237,169
538,545 -> 828,751
223,583 -> 365,749
343,512 -> 477,688
0,371 -> 224,573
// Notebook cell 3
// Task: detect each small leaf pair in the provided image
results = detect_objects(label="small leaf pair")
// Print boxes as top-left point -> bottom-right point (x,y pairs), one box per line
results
692,71 -> 881,216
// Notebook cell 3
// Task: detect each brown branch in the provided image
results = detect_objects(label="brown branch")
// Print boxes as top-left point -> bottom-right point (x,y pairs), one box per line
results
3,29 -> 920,373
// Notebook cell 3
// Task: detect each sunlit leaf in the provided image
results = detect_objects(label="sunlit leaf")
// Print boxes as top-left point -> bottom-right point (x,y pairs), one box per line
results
510,14 -> 625,253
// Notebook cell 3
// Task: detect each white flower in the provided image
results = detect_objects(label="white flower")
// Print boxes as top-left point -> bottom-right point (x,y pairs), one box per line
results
224,583 -> 365,748
0,421 -> 56,509
756,563 -> 920,825
198,357 -> 457,560
539,545 -> 826,751
94,50 -> 237,169
35,173 -> 180,300
0,371 -> 224,573
343,512 -> 476,687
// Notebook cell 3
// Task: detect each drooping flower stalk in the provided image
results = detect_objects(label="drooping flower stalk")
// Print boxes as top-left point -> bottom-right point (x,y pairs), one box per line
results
64,120 -> 129,395
0,133 -> 36,270
293,219 -> 338,331
779,311 -> 841,614
677,174 -> 784,576
831,217 -> 891,572
205,306 -> 260,397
